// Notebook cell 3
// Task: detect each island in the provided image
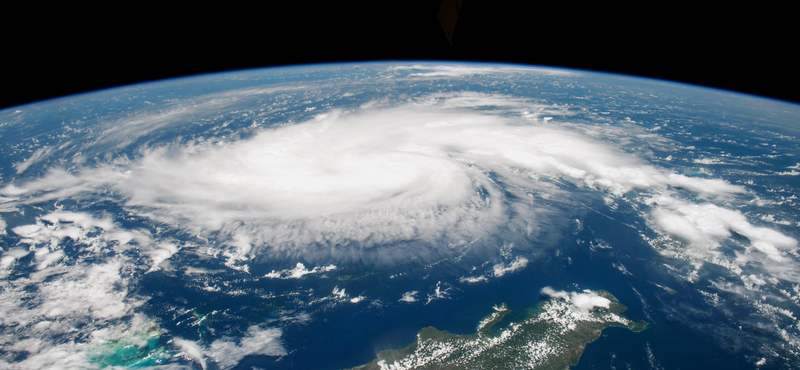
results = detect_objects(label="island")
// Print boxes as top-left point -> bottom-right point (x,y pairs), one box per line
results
347,288 -> 648,370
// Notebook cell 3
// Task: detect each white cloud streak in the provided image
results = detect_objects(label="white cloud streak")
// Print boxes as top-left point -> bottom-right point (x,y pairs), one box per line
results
264,262 -> 337,279
647,195 -> 799,281
208,326 -> 285,370
540,287 -> 611,313
174,338 -> 207,370
14,146 -> 54,174
650,196 -> 797,262
392,64 -> 576,78
492,256 -> 529,277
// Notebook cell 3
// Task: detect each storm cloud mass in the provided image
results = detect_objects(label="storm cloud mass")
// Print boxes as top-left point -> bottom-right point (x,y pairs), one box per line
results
2,92 -> 793,270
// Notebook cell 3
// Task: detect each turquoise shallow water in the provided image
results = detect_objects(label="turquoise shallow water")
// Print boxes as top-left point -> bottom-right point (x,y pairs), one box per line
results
87,332 -> 165,368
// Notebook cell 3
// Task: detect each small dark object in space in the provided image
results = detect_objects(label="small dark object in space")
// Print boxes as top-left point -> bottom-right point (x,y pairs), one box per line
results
438,0 -> 463,44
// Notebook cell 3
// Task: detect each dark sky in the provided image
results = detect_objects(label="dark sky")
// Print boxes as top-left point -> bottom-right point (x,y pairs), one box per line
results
3,3 -> 797,109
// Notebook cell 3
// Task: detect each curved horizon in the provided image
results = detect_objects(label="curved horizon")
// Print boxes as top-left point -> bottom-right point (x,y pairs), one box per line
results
4,60 -> 800,112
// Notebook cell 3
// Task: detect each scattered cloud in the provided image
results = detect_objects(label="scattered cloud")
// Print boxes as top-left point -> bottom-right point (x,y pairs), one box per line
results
350,295 -> 366,304
492,256 -> 529,277
7,211 -> 172,273
0,257 -> 154,369
208,325 -> 286,370
399,291 -> 419,303
276,312 -> 312,325
392,64 -> 576,78
14,146 -> 54,174
540,287 -> 611,313
264,262 -> 337,279
459,275 -> 488,283
174,338 -> 207,370
11,211 -> 149,248
648,195 -> 798,279
147,242 -> 179,272
426,281 -> 453,305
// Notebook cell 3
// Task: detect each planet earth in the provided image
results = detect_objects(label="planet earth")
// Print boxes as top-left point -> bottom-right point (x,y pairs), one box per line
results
1,62 -> 799,370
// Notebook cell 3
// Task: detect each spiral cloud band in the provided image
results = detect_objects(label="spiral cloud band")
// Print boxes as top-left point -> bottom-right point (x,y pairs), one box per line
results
3,93 -> 794,269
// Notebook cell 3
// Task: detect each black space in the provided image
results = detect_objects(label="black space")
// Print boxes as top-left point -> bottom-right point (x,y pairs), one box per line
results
2,3 -> 797,109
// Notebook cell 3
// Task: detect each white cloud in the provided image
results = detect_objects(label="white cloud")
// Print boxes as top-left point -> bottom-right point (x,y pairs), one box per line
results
692,157 -> 723,165
6,211 -> 179,275
264,262 -> 337,279
492,256 -> 529,277
11,211 -> 149,250
540,287 -> 611,313
649,195 -> 797,267
276,312 -> 312,325
399,291 -> 419,303
35,249 -> 64,270
332,286 -> 347,299
0,313 -> 162,370
0,209 -> 180,369
208,326 -> 285,370
40,261 -> 134,320
183,266 -> 225,275
88,83 -> 313,150
14,146 -> 55,174
147,242 -> 180,272
459,275 -> 488,283
174,338 -> 207,370
350,295 -> 366,303
394,64 -> 576,78
425,281 -> 453,305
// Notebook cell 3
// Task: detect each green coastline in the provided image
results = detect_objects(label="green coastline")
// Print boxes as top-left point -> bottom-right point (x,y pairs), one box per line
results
347,290 -> 647,370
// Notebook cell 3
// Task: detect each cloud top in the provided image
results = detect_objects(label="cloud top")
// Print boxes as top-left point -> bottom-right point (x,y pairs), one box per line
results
540,287 -> 611,313
3,93 -> 783,268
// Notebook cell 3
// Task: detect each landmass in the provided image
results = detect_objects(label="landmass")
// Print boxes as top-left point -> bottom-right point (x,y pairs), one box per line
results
347,288 -> 648,370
